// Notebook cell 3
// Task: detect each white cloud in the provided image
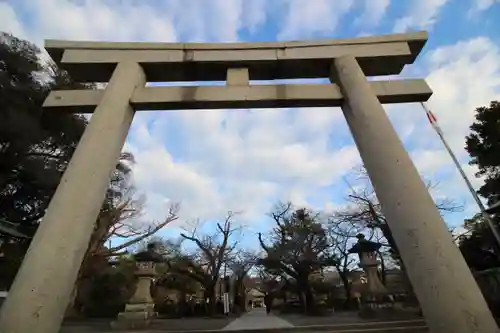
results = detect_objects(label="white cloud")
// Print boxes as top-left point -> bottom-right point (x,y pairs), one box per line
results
125,107 -> 360,222
356,0 -> 391,27
165,0 -> 264,42
393,0 -> 450,32
242,0 -> 269,33
411,149 -> 451,175
0,0 -> 271,47
0,3 -> 27,39
387,36 -> 500,167
2,0 -> 500,232
278,0 -> 355,40
470,0 -> 500,12
1,0 -> 177,46
425,37 -> 500,154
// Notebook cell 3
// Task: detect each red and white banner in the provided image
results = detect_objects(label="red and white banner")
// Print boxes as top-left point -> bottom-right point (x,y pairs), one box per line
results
421,102 -> 444,136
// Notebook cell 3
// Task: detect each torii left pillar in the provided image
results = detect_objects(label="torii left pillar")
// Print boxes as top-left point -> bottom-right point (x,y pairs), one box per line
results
0,61 -> 146,333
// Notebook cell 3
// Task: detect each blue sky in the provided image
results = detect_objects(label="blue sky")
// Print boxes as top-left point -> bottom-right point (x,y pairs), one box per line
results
1,0 -> 500,249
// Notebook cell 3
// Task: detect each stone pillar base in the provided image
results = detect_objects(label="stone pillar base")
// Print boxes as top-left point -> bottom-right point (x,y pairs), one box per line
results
111,303 -> 155,330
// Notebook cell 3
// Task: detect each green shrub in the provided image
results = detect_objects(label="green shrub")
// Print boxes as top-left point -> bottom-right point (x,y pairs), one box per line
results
83,266 -> 135,318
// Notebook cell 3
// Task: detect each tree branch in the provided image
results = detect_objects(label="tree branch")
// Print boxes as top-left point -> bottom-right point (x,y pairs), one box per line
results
104,203 -> 179,254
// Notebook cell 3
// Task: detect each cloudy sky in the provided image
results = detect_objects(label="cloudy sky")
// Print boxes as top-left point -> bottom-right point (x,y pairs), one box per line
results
1,0 -> 499,244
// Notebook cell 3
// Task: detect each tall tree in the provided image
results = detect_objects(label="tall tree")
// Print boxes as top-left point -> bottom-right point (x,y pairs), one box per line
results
461,101 -> 500,269
0,32 -> 90,233
326,221 -> 358,307
68,156 -> 179,316
167,212 -> 239,314
458,214 -> 500,271
227,250 -> 257,312
258,202 -> 337,313
465,101 -> 500,206
0,32 -> 90,289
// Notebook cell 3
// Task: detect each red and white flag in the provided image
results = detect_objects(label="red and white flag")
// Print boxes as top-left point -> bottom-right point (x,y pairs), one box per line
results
421,102 -> 443,134
425,108 -> 437,124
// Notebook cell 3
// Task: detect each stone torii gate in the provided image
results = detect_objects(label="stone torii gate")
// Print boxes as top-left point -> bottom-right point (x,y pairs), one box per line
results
0,32 -> 498,333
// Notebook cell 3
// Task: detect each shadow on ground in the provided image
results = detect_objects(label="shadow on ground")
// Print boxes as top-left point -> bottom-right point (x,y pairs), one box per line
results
60,316 -> 236,333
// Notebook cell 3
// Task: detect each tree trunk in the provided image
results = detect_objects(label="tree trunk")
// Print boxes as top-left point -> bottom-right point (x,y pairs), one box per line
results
338,271 -> 352,309
204,284 -> 217,315
234,279 -> 247,312
297,278 -> 315,314
377,250 -> 387,285
297,289 -> 305,311
304,284 -> 315,314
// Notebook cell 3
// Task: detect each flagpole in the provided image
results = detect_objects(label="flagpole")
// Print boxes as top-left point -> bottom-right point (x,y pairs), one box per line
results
420,102 -> 500,248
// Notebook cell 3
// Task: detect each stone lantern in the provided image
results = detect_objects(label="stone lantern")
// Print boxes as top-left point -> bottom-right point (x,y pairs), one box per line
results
113,243 -> 163,329
348,234 -> 388,306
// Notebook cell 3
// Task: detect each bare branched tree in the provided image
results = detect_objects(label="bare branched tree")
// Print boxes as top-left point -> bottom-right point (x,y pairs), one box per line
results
331,166 -> 462,303
67,202 -> 179,317
339,166 -> 463,263
66,153 -> 180,317
168,211 -> 240,313
327,220 -> 359,305
227,250 -> 258,311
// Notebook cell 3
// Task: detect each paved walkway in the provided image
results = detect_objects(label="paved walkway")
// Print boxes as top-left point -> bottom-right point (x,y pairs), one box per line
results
222,308 -> 294,331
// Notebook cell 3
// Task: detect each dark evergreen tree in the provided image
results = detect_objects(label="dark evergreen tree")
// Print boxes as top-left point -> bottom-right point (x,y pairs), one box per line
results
0,32 -> 88,234
0,32 -> 91,289
465,101 -> 500,206
459,101 -> 500,270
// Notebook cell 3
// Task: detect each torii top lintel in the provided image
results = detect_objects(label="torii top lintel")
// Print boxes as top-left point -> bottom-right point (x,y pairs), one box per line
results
45,31 -> 427,83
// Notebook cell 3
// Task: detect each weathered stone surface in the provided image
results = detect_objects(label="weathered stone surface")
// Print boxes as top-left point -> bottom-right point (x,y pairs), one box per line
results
43,79 -> 433,113
44,31 -> 427,82
112,262 -> 157,330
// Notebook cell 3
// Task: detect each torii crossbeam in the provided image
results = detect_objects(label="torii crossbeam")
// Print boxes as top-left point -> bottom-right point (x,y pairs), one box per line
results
1,32 -> 497,333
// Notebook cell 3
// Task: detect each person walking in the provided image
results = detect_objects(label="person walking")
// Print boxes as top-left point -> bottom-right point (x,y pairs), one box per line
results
264,293 -> 273,315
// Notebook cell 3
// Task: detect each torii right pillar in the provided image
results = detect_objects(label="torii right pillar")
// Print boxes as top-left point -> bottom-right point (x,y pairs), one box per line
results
331,55 -> 499,333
